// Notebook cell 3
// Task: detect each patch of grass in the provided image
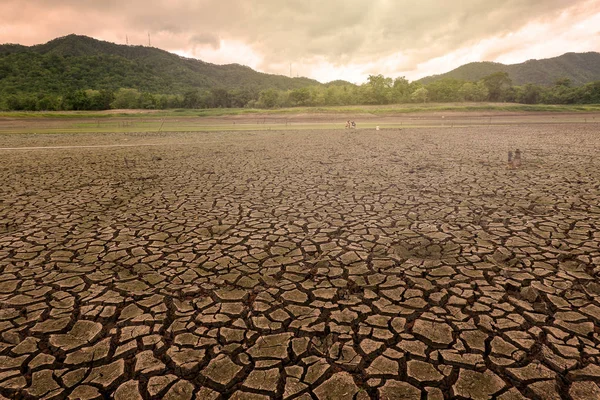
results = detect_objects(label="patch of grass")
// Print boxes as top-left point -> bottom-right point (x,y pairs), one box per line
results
299,103 -> 600,114
1,102 -> 599,134
2,103 -> 600,120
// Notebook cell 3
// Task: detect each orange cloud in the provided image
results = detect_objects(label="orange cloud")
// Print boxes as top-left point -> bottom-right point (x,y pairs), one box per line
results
0,0 -> 598,82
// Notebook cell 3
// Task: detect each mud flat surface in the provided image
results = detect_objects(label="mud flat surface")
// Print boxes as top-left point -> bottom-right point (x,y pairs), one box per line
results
1,111 -> 600,134
0,123 -> 599,399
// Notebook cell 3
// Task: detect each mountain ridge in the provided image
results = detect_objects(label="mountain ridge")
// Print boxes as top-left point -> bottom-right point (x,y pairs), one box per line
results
0,34 -> 321,94
417,52 -> 600,86
2,35 -> 600,94
1,34 -> 600,109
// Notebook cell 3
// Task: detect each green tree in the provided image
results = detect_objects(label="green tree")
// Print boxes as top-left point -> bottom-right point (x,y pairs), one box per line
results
554,77 -> 572,88
411,87 -> 428,104
482,72 -> 512,101
258,88 -> 279,108
426,78 -> 463,102
86,89 -> 114,110
289,87 -> 311,106
5,95 -> 23,110
229,88 -> 255,108
64,90 -> 90,110
578,82 -> 600,103
366,74 -> 393,104
139,92 -> 157,109
210,88 -> 231,108
391,77 -> 410,103
459,81 -> 488,102
308,86 -> 326,106
36,95 -> 60,111
183,90 -> 201,108
161,94 -> 183,109
472,81 -> 489,102
517,84 -> 542,104
111,88 -> 141,109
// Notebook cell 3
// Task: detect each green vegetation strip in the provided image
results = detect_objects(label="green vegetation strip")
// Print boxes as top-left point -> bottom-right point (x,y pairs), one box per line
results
2,103 -> 600,120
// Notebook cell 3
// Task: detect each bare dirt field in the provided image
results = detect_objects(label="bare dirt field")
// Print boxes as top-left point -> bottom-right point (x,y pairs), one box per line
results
1,110 -> 599,134
0,119 -> 599,399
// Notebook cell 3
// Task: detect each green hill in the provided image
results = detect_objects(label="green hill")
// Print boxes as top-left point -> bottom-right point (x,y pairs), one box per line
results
0,34 -> 321,96
418,52 -> 600,86
2,34 -> 600,110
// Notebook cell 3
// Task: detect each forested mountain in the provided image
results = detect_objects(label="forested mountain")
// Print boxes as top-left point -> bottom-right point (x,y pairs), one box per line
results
418,52 -> 600,86
1,34 -> 600,111
0,34 -> 320,96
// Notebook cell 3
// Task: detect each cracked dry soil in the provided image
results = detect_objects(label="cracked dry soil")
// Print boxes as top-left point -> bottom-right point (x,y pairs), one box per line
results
0,124 -> 599,400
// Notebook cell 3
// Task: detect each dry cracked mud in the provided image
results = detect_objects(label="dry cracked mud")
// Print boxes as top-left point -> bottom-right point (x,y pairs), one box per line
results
0,123 -> 599,399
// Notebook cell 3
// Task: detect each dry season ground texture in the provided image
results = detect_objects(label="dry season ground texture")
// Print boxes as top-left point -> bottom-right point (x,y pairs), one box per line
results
0,123 -> 599,400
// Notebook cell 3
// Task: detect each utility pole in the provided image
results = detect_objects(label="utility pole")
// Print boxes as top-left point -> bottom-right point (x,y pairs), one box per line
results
126,35 -> 129,45
148,32 -> 151,47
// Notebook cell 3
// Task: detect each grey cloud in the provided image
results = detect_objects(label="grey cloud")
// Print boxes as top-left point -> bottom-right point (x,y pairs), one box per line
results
189,33 -> 220,49
244,0 -> 587,66
0,0 -> 596,78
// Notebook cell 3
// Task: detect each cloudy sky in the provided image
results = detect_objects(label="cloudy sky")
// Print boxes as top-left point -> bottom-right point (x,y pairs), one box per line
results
1,0 -> 599,83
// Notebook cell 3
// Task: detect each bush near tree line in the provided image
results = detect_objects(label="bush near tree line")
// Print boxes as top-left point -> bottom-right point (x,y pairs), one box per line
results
2,72 -> 600,111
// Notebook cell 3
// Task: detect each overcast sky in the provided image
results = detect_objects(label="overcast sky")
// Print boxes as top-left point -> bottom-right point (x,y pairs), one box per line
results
1,0 -> 599,83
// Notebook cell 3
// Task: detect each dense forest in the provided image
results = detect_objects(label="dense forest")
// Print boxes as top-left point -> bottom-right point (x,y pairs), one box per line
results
1,35 -> 600,111
418,52 -> 600,86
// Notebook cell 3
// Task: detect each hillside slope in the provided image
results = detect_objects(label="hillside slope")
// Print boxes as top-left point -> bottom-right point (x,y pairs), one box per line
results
418,52 -> 600,86
0,34 -> 320,95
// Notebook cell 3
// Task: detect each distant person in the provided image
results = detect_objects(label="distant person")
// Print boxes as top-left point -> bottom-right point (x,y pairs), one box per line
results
351,121 -> 356,129
514,149 -> 522,167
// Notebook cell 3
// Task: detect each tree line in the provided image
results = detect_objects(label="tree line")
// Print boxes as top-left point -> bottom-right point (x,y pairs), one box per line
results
2,72 -> 600,111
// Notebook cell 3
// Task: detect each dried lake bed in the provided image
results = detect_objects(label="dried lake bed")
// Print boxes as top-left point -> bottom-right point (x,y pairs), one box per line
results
0,121 -> 599,399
